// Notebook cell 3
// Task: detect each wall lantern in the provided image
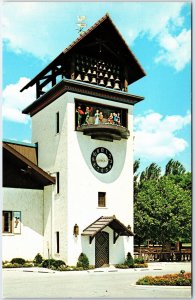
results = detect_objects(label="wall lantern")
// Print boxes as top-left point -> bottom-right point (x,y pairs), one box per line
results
73,224 -> 79,237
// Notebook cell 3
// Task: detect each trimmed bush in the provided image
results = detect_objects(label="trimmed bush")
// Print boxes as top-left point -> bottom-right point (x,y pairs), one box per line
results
3,263 -> 21,268
124,252 -> 134,267
115,264 -> 129,269
77,253 -> 89,269
134,257 -> 145,264
136,272 -> 191,286
42,259 -> 56,268
53,260 -> 66,268
57,265 -> 69,271
34,253 -> 43,265
23,263 -> 34,268
42,259 -> 66,269
11,258 -> 25,265
134,263 -> 148,268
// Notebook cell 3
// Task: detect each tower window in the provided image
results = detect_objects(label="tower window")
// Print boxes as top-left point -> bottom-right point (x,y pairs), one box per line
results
98,192 -> 106,207
2,211 -> 12,233
56,231 -> 60,253
56,112 -> 59,134
56,172 -> 60,194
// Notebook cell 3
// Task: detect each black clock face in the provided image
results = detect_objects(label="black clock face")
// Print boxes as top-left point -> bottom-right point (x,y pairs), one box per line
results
91,147 -> 113,173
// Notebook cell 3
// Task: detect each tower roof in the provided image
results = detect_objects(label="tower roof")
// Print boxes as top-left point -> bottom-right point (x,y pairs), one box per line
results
20,13 -> 146,93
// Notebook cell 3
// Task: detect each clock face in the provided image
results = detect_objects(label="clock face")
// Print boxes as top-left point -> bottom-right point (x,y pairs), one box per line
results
91,147 -> 113,173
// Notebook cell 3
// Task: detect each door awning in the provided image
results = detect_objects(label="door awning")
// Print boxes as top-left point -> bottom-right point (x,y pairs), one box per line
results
82,215 -> 134,244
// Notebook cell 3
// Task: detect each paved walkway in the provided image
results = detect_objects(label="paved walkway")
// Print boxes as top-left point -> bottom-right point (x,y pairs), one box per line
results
3,262 -> 192,298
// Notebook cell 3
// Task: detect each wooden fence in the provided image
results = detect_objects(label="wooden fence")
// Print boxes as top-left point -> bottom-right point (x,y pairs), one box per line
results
134,246 -> 191,262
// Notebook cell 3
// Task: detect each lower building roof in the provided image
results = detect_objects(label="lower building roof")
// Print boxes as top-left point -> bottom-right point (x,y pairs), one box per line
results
3,142 -> 55,189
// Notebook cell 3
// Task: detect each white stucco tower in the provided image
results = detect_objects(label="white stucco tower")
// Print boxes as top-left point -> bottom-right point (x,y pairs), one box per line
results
21,14 -> 145,267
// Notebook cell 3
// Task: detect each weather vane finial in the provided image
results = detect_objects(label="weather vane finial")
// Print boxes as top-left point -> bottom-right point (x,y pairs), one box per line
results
76,16 -> 87,35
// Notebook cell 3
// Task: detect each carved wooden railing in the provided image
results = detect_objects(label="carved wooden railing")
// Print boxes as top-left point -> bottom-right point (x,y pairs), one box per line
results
134,247 -> 191,262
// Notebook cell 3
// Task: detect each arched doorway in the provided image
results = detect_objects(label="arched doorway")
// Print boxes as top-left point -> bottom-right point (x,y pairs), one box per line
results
95,231 -> 109,267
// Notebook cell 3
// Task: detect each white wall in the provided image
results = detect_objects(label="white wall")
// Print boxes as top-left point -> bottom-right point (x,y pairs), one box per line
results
32,95 -> 69,263
31,91 -> 134,266
3,188 -> 44,261
66,92 -> 134,265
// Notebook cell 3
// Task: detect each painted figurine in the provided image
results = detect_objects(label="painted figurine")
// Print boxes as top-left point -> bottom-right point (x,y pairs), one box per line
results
113,112 -> 118,124
99,111 -> 104,123
76,106 -> 84,127
94,110 -> 100,125
108,113 -> 113,124
84,107 -> 91,125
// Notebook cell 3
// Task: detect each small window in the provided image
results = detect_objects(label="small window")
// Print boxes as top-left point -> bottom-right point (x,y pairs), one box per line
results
2,211 -> 12,233
56,172 -> 60,194
98,192 -> 106,207
56,231 -> 60,253
56,112 -> 59,134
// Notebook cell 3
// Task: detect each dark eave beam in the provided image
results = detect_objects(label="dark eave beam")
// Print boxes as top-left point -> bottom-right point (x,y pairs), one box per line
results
89,236 -> 95,244
113,230 -> 121,244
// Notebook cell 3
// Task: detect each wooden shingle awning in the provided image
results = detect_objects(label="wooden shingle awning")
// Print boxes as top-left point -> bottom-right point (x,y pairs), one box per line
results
82,215 -> 134,244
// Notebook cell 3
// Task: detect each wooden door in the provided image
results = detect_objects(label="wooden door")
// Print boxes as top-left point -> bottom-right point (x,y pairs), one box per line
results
95,231 -> 109,267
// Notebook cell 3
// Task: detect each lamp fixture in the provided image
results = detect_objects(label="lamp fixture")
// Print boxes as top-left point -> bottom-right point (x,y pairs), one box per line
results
73,224 -> 79,237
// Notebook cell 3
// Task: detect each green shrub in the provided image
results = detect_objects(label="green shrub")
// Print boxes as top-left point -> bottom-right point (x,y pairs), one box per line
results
42,259 -> 66,269
88,265 -> 95,270
42,259 -> 56,268
11,258 -> 25,265
115,264 -> 129,269
53,260 -> 66,268
124,252 -> 134,267
134,257 -> 145,264
134,263 -> 148,268
74,266 -> 84,271
3,263 -> 21,268
34,253 -> 43,265
77,253 -> 89,269
23,263 -> 34,268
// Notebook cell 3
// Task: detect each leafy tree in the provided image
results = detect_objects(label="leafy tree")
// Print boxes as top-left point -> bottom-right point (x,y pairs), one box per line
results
140,163 -> 161,182
134,177 -> 191,248
165,159 -> 186,176
165,172 -> 191,193
134,159 -> 140,174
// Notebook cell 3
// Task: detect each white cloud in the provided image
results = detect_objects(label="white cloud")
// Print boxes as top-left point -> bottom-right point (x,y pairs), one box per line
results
2,2 -> 191,71
134,111 -> 191,161
2,77 -> 36,123
111,2 -> 190,71
2,2 -> 79,61
155,29 -> 191,71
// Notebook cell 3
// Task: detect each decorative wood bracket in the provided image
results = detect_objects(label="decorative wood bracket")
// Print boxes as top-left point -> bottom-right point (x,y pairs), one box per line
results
113,231 -> 120,244
89,236 -> 95,244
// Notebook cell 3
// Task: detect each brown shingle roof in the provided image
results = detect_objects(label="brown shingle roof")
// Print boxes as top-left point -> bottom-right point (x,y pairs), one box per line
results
82,215 -> 134,238
3,142 -> 55,187
20,13 -> 146,93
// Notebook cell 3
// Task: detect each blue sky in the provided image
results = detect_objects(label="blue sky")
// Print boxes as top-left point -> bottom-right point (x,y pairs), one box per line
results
2,2 -> 191,174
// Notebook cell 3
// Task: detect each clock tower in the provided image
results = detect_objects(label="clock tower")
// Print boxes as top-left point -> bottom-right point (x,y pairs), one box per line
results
21,14 -> 145,267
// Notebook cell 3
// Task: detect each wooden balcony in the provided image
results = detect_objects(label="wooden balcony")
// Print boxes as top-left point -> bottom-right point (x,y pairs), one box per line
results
77,124 -> 130,141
